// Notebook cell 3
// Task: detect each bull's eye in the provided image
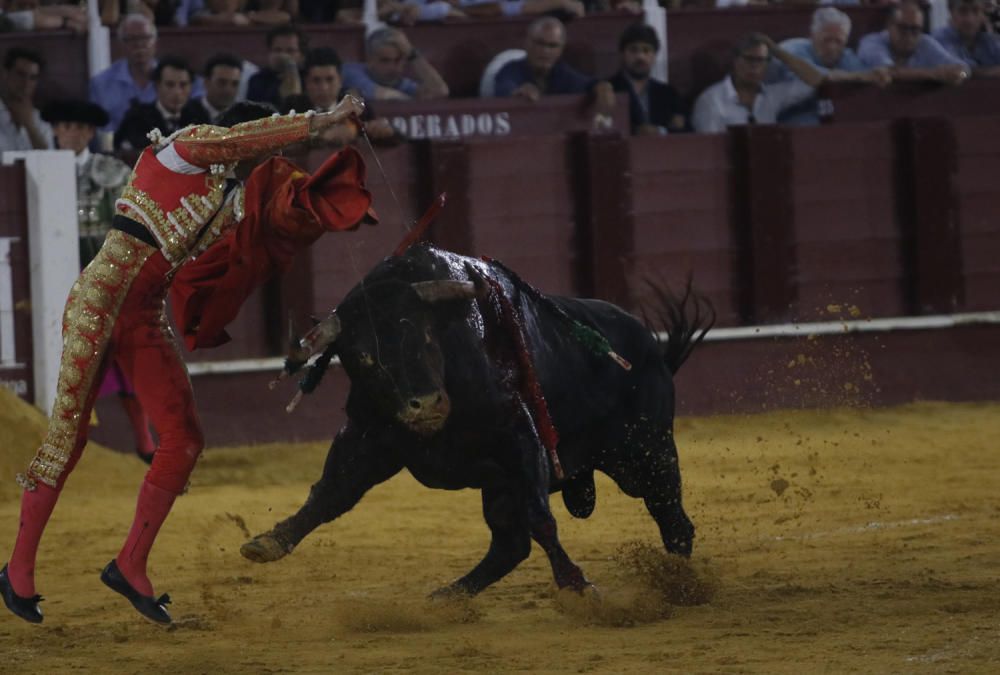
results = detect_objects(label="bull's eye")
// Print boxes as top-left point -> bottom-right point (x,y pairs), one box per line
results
358,352 -> 374,367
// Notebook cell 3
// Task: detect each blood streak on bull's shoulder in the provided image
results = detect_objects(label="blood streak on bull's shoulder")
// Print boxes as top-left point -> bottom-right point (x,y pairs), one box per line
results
390,112 -> 512,139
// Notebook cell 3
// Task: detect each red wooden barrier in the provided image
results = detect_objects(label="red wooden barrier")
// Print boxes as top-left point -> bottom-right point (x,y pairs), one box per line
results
954,115 -> 1000,313
627,133 -> 741,326
827,79 -> 1000,124
788,122 -> 906,320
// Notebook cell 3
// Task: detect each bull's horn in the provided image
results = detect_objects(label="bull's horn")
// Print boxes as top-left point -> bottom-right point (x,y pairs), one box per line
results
412,280 -> 477,303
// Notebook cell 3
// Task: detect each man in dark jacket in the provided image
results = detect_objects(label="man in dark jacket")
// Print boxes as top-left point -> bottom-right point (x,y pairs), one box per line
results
609,23 -> 688,135
115,56 -> 209,151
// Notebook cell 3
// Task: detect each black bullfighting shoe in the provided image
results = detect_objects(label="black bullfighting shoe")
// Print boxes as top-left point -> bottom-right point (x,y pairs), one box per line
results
0,564 -> 43,624
100,560 -> 172,624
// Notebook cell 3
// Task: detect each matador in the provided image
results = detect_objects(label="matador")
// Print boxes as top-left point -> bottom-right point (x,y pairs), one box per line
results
1,98 -> 373,625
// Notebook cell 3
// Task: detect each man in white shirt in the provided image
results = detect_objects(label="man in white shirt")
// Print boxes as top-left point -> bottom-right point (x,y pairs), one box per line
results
0,47 -> 52,152
693,33 -> 830,134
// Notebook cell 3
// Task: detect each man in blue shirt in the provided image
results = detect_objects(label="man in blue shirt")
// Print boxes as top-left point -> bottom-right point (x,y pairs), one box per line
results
494,16 -> 593,99
492,15 -> 616,124
89,14 -> 158,134
858,0 -> 971,84
342,27 -> 449,101
933,0 -> 1000,76
89,14 -> 205,134
769,7 -> 891,125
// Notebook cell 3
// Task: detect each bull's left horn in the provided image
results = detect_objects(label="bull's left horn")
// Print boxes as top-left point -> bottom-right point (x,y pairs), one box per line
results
412,280 -> 477,303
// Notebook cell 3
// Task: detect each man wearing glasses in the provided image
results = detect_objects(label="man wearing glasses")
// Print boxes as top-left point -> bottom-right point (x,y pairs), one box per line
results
693,33 -> 831,134
89,13 -> 205,135
858,0 -> 970,84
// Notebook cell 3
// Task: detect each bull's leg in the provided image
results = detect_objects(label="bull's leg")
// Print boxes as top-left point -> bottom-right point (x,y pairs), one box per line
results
241,423 -> 402,563
432,487 -> 531,597
603,423 -> 694,558
513,402 -> 590,592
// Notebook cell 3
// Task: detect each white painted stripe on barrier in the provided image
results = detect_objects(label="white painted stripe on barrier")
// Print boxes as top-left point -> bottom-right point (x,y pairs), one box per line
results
683,310 -> 1000,343
187,311 -> 1000,376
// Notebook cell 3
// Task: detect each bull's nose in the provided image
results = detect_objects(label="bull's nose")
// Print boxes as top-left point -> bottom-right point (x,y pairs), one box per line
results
399,391 -> 451,434
408,392 -> 445,412
407,392 -> 449,416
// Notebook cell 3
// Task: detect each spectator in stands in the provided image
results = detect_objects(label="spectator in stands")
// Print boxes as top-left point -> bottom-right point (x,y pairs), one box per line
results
692,33 -> 836,134
378,0 -> 464,24
858,0 -> 971,84
343,27 -> 449,100
0,0 -> 87,32
282,47 -> 345,114
299,0 -> 362,23
89,14 -> 159,133
424,0 -> 586,22
0,47 -> 52,151
282,47 -> 400,141
191,0 -> 299,26
934,0 -> 1000,75
493,16 -> 615,112
609,22 -> 688,134
189,53 -> 243,122
247,24 -> 307,108
768,8 -> 892,126
115,56 -> 209,151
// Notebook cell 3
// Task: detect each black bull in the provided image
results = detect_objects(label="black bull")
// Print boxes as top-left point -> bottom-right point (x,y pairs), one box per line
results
241,245 -> 714,596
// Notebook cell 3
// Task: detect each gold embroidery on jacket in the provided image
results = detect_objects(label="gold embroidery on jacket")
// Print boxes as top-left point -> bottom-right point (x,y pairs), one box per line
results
175,114 -> 311,167
117,173 -> 227,263
17,231 -> 156,490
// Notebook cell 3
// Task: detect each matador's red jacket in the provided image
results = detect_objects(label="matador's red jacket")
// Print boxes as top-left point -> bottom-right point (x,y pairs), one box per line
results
169,148 -> 376,350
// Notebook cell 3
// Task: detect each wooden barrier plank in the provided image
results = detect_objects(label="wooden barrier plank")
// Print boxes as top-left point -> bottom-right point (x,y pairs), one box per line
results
464,137 -> 578,296
895,117 -> 965,314
730,125 -> 797,324
954,116 -> 1000,312
375,93 -> 628,139
628,134 -> 739,326
788,123 -> 906,318
829,79 -> 1000,124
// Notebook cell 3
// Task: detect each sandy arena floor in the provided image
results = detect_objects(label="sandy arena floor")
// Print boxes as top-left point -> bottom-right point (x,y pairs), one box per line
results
1,389 -> 998,673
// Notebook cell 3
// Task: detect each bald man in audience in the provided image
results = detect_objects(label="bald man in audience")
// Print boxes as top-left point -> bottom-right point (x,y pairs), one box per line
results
492,16 -> 616,126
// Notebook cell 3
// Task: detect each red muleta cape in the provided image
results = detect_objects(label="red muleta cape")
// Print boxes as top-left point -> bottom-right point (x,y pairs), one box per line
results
170,147 -> 376,351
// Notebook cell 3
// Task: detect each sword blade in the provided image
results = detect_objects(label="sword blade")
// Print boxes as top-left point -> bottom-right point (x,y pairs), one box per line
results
359,126 -> 412,233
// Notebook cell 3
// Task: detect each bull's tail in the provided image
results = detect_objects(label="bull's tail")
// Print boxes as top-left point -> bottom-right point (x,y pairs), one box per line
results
645,279 -> 716,376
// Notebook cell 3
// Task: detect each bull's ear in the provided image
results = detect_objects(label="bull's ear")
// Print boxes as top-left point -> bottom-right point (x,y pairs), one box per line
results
412,280 -> 477,303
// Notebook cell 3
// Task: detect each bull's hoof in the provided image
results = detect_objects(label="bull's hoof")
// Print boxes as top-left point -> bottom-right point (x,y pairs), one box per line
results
240,532 -> 294,563
428,582 -> 474,601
